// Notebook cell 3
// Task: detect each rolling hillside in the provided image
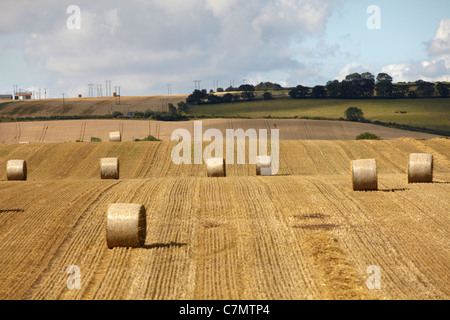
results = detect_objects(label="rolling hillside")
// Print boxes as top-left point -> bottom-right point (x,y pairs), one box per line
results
0,138 -> 448,300
1,96 -> 449,134
0,118 -> 441,144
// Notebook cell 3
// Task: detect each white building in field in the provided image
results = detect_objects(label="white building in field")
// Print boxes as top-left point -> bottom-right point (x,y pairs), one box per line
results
15,92 -> 32,100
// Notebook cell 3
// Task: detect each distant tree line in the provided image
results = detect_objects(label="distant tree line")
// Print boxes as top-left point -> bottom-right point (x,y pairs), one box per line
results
290,73 -> 450,99
186,82 -> 276,105
186,75 -> 449,106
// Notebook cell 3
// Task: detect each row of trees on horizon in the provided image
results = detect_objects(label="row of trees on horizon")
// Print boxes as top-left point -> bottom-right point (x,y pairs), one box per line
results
186,72 -> 450,105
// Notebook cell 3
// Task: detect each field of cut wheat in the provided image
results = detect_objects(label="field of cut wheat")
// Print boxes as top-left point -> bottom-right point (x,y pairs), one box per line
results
0,118 -> 441,144
0,138 -> 448,300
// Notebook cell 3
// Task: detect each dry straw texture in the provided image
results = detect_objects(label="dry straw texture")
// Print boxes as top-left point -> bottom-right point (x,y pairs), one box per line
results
101,158 -> 119,179
7,160 -> 27,181
109,131 -> 122,142
408,153 -> 433,183
206,157 -> 226,177
351,159 -> 377,191
106,203 -> 146,248
256,155 -> 272,176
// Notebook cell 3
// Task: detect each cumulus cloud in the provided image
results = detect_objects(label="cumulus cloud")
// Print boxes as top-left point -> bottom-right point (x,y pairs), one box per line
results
335,62 -> 371,80
204,0 -> 238,17
427,18 -> 450,56
381,19 -> 450,82
1,0 -> 340,96
299,39 -> 340,58
252,0 -> 333,43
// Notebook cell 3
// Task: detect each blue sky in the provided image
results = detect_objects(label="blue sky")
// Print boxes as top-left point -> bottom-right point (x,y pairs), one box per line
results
0,0 -> 449,98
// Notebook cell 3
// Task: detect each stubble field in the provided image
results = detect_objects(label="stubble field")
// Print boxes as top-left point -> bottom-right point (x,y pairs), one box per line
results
0,138 -> 448,300
0,118 -> 441,144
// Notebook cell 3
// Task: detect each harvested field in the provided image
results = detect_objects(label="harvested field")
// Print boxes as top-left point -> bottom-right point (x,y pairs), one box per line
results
0,118 -> 441,144
0,95 -> 189,117
0,138 -> 448,300
1,96 -> 449,134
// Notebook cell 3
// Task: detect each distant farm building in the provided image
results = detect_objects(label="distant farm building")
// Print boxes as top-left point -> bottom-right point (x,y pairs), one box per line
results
0,94 -> 12,100
15,92 -> 32,100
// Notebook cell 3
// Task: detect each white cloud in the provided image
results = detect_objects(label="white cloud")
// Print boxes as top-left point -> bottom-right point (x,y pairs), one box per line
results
298,39 -> 340,58
380,19 -> 450,82
104,8 -> 121,35
252,0 -> 333,44
205,0 -> 238,17
381,64 -> 410,82
335,62 -> 371,81
382,58 -> 449,83
427,18 -> 450,56
2,0 -> 338,96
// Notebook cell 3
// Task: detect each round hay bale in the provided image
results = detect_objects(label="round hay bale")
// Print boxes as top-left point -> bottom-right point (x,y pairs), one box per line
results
408,153 -> 433,183
256,155 -> 272,176
109,131 -> 122,142
351,159 -> 377,191
7,160 -> 27,181
101,158 -> 119,179
106,203 -> 146,248
206,157 -> 226,177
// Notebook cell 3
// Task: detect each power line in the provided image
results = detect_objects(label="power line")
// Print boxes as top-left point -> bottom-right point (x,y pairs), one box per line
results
97,84 -> 103,97
193,80 -> 201,90
213,80 -> 219,92
106,80 -> 111,97
88,84 -> 94,98
114,86 -> 121,105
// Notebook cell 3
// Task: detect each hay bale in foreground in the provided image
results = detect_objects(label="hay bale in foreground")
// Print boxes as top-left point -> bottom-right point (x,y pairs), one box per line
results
206,157 -> 226,177
7,160 -> 27,181
408,153 -> 433,183
351,159 -> 377,191
109,131 -> 122,142
256,156 -> 272,176
101,158 -> 119,179
106,203 -> 146,248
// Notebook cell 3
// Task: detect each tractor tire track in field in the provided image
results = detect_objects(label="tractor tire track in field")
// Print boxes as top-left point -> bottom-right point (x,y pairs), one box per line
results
306,175 -> 450,299
230,177 -> 321,299
0,180 -> 121,299
41,124 -> 49,143
193,178 -> 242,299
338,122 -> 350,140
0,139 -> 448,299
79,121 -> 87,142
23,180 -> 125,299
13,123 -> 21,144
303,121 -> 312,140
260,176 -> 378,300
